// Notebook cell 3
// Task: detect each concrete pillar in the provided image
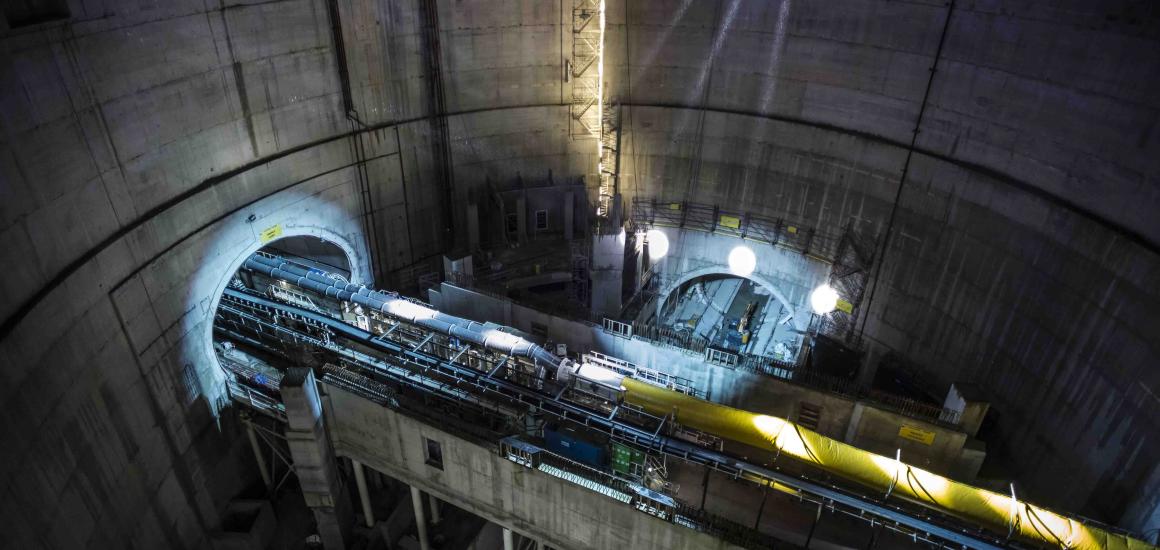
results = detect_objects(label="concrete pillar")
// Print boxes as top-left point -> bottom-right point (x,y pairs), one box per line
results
410,486 -> 431,550
503,527 -> 515,550
281,368 -> 353,549
589,232 -> 625,318
844,402 -> 866,444
428,494 -> 441,525
244,418 -> 272,488
352,459 -> 375,527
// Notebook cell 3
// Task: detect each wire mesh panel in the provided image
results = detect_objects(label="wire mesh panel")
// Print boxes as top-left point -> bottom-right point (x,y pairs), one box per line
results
630,198 -> 844,262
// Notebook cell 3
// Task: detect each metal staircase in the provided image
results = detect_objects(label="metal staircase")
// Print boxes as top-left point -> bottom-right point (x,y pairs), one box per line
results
538,463 -> 633,504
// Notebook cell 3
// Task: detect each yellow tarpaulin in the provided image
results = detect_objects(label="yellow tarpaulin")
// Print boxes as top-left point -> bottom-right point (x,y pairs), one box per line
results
622,378 -> 1154,550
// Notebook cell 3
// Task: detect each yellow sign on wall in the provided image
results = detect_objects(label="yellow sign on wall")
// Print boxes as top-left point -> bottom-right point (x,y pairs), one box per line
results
668,202 -> 682,211
259,224 -> 283,243
898,425 -> 936,445
836,298 -> 854,314
719,215 -> 741,229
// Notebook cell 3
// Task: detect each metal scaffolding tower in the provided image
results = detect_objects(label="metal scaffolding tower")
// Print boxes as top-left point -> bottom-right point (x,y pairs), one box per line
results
569,0 -> 603,139
597,101 -> 621,221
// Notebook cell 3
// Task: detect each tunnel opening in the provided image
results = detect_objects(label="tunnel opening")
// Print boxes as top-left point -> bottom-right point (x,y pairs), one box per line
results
642,273 -> 801,363
210,235 -> 358,420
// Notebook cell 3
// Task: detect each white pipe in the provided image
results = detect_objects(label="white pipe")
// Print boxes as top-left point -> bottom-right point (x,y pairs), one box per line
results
503,527 -> 515,550
244,420 -> 272,488
411,486 -> 430,550
352,459 -> 374,527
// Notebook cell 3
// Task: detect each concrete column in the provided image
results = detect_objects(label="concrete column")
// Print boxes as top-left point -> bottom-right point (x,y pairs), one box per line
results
281,368 -> 353,549
244,418 -> 272,488
410,486 -> 431,550
503,527 -> 515,550
589,232 -> 625,318
428,494 -> 441,524
352,459 -> 374,527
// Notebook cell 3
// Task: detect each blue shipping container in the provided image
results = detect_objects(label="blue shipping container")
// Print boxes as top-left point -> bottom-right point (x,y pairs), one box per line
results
544,427 -> 606,468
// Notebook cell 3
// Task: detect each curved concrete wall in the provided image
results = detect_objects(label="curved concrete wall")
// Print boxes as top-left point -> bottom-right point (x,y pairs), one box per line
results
0,1 -> 585,547
1,0 -> 1157,546
604,0 -> 1160,529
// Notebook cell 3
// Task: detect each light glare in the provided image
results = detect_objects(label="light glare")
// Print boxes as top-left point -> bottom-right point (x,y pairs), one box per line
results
483,329 -> 525,349
727,246 -> 756,276
810,284 -> 839,315
386,299 -> 436,321
645,230 -> 669,260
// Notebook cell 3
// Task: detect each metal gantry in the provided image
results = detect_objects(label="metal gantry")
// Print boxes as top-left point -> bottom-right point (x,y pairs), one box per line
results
215,284 -> 1014,550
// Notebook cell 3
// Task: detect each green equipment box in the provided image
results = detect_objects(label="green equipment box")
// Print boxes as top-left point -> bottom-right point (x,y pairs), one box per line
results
611,442 -> 644,476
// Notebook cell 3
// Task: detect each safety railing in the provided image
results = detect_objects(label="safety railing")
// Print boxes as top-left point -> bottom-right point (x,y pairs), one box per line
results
704,347 -> 740,368
601,318 -> 633,338
630,320 -> 710,354
631,198 -> 843,263
225,380 -> 286,422
867,390 -> 962,426
584,351 -> 704,400
499,437 -> 791,550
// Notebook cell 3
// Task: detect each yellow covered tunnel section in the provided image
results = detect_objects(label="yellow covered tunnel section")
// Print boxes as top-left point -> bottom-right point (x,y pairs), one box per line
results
622,378 -> 1155,550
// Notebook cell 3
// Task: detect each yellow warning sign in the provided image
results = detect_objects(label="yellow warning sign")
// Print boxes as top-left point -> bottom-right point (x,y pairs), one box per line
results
719,215 -> 741,229
668,202 -> 682,211
787,225 -> 798,234
898,425 -> 936,445
259,224 -> 283,243
836,298 -> 854,314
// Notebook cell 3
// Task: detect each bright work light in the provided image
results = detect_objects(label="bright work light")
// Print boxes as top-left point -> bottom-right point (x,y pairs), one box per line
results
645,229 -> 669,260
728,246 -> 756,276
810,284 -> 839,314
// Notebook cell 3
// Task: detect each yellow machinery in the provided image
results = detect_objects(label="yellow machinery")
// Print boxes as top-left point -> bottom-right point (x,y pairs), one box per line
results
622,378 -> 1156,550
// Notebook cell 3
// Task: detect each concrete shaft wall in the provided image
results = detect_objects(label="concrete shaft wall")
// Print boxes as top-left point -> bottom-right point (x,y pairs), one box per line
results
0,1 -> 585,547
603,0 -> 1160,528
1,0 -> 1157,546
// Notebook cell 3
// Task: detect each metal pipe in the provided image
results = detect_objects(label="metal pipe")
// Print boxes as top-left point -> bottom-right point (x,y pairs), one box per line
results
503,527 -> 515,550
352,459 -> 374,527
246,255 -> 564,369
411,486 -> 431,550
